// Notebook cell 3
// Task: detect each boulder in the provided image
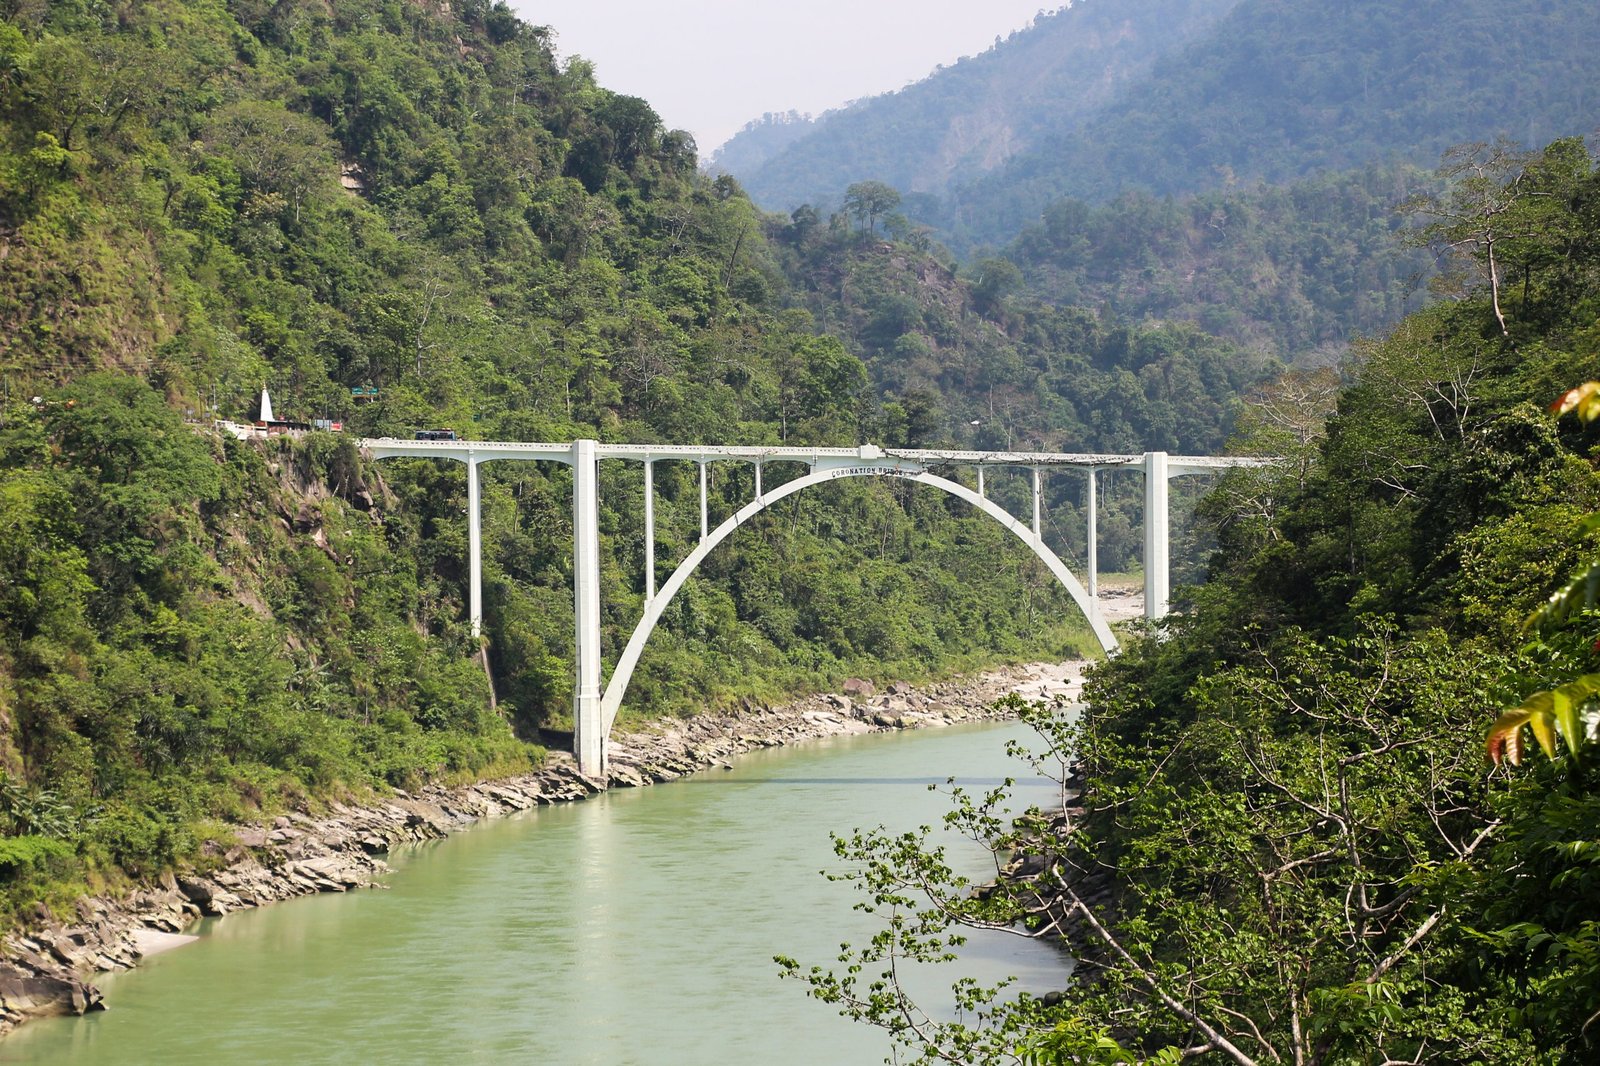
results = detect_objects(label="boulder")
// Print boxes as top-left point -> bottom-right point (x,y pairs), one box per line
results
841,678 -> 876,698
73,899 -> 107,923
46,936 -> 89,969
608,763 -> 648,789
0,965 -> 103,1018
175,876 -> 216,906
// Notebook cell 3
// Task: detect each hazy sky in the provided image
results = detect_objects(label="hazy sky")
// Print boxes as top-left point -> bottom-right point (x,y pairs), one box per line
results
510,1 -> 1056,153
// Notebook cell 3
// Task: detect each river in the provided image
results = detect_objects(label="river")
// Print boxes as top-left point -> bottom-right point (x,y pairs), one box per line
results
5,719 -> 1071,1065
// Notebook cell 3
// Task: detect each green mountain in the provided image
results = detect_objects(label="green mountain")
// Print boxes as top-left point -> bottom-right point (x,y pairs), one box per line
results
769,210 -> 1269,459
726,0 -> 1600,253
720,0 -> 1600,366
1045,135 -> 1600,1066
703,109 -> 815,182
952,0 -> 1600,247
712,0 -> 1241,217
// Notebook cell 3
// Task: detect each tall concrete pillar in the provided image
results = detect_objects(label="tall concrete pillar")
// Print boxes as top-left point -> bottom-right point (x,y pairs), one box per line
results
1031,467 -> 1043,540
1086,467 -> 1098,602
1144,451 -> 1169,619
467,457 -> 483,637
698,461 -> 708,540
977,466 -> 986,498
572,439 -> 605,779
643,459 -> 655,603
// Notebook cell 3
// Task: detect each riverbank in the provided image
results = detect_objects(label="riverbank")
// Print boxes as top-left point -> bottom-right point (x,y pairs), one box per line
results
0,660 -> 1091,1038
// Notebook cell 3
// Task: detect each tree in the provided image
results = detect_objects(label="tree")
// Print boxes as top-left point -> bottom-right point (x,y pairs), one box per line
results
1201,366 -> 1339,559
785,203 -> 820,245
1403,140 -> 1585,338
971,257 -> 1023,315
843,180 -> 901,234
593,93 -> 662,172
782,621 -> 1518,1065
207,101 -> 334,225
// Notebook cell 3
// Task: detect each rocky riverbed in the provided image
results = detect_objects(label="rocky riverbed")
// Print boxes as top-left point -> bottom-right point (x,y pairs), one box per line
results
0,660 -> 1091,1038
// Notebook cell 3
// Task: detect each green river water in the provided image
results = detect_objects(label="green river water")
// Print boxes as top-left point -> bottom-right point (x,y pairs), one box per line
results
4,720 -> 1070,1065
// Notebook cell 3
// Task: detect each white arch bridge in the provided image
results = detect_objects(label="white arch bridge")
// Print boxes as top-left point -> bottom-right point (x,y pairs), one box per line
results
363,438 -> 1265,777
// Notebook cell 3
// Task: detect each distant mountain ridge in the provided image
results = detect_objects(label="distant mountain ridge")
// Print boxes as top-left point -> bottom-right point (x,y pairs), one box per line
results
708,110 -> 818,180
710,0 -> 1242,216
723,0 -> 1600,253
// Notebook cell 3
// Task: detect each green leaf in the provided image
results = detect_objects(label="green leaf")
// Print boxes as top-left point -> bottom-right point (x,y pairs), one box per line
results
1524,691 -> 1560,759
1523,559 -> 1600,635
1489,675 -> 1600,765
1551,675 -> 1600,752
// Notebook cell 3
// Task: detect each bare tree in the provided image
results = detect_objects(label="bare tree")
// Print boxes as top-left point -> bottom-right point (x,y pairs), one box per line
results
1402,141 -> 1568,338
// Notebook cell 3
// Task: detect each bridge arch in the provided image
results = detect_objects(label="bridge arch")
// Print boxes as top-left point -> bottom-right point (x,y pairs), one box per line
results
598,465 -> 1117,736
363,437 -> 1274,776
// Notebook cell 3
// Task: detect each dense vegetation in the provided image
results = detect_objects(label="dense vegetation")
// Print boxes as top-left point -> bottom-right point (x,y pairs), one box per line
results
0,380 -> 525,911
766,153 -> 1443,375
0,0 -> 1272,917
727,0 -> 1600,256
1006,163 -> 1439,362
724,0 -> 1600,369
5,0 -> 1597,1057
949,0 -> 1600,248
767,193 -> 1273,572
794,138 -> 1600,1064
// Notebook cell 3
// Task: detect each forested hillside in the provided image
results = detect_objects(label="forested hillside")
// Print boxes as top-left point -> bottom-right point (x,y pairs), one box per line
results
0,0 -> 1272,916
771,206 -> 1269,457
1050,135 -> 1600,1066
727,0 -> 1600,253
721,0 -> 1600,370
800,136 -> 1600,1065
949,0 -> 1600,247
1006,163 -> 1439,360
711,0 -> 1239,217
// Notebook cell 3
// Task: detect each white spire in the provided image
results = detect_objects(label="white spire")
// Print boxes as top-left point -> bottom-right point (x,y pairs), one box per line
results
258,387 -> 274,423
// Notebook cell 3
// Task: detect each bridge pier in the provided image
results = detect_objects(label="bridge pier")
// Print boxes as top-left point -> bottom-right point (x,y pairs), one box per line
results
468,457 -> 483,637
1086,467 -> 1098,602
643,459 -> 656,602
572,439 -> 605,778
1031,467 -> 1042,538
698,461 -> 708,540
1144,450 -> 1169,620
